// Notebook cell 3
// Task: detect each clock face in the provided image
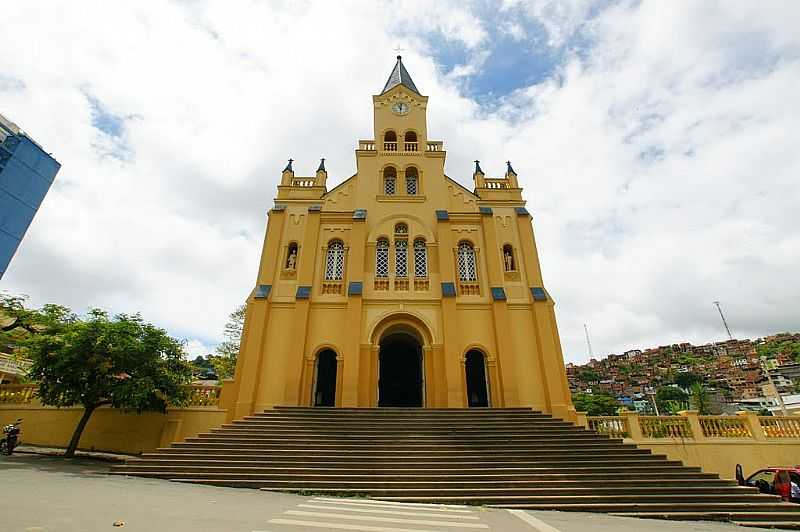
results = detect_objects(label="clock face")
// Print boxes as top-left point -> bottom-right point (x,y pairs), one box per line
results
392,102 -> 410,115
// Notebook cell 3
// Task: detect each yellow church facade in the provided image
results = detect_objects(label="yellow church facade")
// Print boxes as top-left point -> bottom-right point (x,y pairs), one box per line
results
227,57 -> 576,421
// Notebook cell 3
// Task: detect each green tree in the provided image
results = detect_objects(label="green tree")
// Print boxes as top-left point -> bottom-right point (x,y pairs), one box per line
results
690,383 -> 711,414
572,392 -> 621,416
577,368 -> 600,383
208,304 -> 246,380
655,386 -> 689,414
23,308 -> 193,457
675,372 -> 704,389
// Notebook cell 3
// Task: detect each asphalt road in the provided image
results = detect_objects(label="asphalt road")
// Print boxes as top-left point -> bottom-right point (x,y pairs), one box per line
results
0,454 -> 768,532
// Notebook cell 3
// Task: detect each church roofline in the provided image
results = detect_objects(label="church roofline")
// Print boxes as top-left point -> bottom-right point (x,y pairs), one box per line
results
381,56 -> 421,96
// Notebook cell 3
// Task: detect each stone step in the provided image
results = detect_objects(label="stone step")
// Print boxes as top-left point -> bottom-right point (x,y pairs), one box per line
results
114,474 -> 751,494
111,468 -> 731,485
207,430 -> 632,444
114,406 -> 800,528
122,458 -> 707,474
440,500 -> 800,512
254,489 -> 774,504
177,438 -> 616,449
272,406 -> 541,417
186,437 -> 639,450
614,511 -> 800,521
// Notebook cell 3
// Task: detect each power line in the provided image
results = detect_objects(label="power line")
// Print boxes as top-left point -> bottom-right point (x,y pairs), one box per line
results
713,301 -> 734,340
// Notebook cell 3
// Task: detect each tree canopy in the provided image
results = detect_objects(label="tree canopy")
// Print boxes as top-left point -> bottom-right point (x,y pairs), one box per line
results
675,372 -> 704,389
208,304 -> 245,380
10,296 -> 194,457
572,392 -> 621,416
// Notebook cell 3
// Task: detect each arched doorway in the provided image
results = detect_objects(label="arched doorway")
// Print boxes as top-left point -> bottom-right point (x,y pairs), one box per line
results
312,349 -> 337,407
378,332 -> 423,407
465,350 -> 489,407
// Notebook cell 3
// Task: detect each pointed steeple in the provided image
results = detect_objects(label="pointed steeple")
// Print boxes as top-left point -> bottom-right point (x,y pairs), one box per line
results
474,160 -> 484,175
283,158 -> 294,173
316,158 -> 326,173
381,56 -> 421,95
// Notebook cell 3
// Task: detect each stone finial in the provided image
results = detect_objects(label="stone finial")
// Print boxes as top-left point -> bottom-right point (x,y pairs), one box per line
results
317,158 -> 326,173
506,160 -> 516,176
474,160 -> 484,175
283,158 -> 294,173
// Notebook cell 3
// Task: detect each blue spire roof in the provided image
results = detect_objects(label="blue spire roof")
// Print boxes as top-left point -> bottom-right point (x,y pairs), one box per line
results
381,56 -> 421,95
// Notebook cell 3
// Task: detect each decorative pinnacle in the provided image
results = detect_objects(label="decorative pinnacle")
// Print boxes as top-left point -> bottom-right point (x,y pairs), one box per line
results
317,158 -> 326,173
283,158 -> 294,173
474,160 -> 484,175
506,160 -> 516,175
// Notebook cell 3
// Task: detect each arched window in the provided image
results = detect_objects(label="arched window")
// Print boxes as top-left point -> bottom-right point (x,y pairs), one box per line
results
384,166 -> 396,195
458,241 -> 477,281
413,239 -> 427,278
502,244 -> 515,271
405,167 -> 418,195
384,130 -> 397,151
325,240 -> 345,280
394,223 -> 408,235
286,242 -> 298,270
376,238 -> 389,278
404,131 -> 417,151
395,239 -> 408,278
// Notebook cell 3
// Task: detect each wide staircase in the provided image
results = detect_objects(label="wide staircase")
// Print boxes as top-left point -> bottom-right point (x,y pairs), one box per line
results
111,407 -> 800,529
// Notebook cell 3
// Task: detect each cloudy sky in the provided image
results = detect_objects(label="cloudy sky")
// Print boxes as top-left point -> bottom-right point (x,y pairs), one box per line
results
2,1 -> 799,364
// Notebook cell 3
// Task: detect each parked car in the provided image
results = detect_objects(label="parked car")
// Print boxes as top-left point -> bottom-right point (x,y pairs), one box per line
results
736,464 -> 800,502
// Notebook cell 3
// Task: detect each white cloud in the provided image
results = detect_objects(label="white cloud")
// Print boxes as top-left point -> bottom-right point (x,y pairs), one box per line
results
2,1 -> 799,365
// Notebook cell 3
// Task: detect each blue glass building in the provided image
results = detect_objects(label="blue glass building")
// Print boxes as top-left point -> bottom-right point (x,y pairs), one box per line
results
0,114 -> 60,279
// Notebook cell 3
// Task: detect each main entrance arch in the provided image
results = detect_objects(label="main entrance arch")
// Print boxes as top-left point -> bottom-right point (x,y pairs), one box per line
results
378,332 -> 423,407
312,349 -> 337,407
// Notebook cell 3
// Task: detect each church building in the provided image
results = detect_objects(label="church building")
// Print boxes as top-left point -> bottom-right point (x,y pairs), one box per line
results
227,57 -> 576,421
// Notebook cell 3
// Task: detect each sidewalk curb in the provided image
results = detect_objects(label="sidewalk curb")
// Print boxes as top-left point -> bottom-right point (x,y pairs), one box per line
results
14,445 -> 135,462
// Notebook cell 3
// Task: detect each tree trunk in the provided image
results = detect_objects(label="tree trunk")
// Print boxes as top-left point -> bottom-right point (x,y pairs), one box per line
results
64,404 -> 98,458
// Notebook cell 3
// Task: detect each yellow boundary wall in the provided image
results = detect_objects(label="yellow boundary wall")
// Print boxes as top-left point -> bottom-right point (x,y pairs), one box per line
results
0,402 -> 226,455
580,410 -> 800,479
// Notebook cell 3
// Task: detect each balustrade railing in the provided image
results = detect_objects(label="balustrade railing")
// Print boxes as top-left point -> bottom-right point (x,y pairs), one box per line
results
184,385 -> 221,407
0,384 -> 37,404
383,142 -> 398,151
484,179 -> 509,189
321,281 -> 343,295
639,416 -> 693,438
0,383 -> 221,408
459,281 -> 480,296
404,142 -> 418,151
588,416 -> 629,438
583,412 -> 800,442
358,141 -> 375,151
394,278 -> 409,291
426,142 -> 443,152
700,416 -> 751,438
291,179 -> 315,188
374,278 -> 389,291
760,416 -> 800,438
414,278 -> 430,291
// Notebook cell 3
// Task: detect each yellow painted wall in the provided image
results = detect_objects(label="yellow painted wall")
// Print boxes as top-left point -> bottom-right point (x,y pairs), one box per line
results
231,59 -> 576,420
0,403 -> 226,455
634,440 -> 800,480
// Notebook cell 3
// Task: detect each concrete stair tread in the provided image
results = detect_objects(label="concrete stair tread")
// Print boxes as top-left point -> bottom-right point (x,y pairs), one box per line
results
112,407 -> 800,527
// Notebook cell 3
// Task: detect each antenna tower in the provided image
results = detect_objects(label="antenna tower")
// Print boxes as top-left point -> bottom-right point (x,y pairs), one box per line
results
584,323 -> 594,359
713,301 -> 734,340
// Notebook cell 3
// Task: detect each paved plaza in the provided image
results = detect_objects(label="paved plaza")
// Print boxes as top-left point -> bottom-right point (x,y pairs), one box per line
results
0,454 -> 772,532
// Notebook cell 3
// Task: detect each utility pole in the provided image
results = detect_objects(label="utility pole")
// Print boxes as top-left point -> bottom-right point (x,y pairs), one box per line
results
713,301 -> 734,341
583,323 -> 594,359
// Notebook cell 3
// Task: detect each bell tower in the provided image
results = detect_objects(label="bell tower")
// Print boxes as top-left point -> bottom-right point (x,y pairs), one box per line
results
373,56 -> 428,152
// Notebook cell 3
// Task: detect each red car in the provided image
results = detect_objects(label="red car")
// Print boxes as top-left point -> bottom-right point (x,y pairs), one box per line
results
736,464 -> 800,502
